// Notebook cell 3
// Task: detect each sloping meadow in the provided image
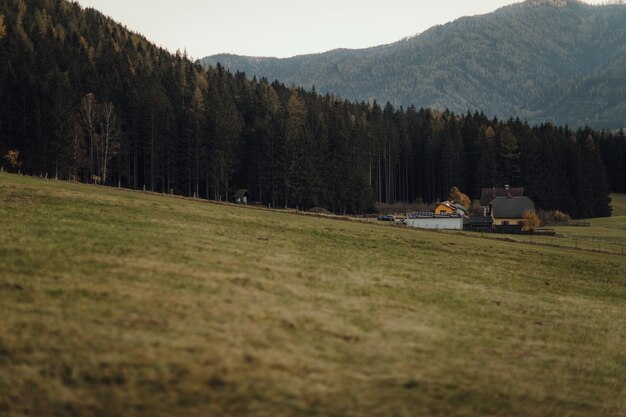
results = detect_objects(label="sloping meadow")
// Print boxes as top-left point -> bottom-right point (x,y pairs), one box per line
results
0,173 -> 625,417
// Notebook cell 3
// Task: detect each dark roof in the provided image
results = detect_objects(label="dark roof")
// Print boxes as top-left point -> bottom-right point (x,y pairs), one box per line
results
490,196 -> 535,218
234,189 -> 250,199
480,187 -> 524,206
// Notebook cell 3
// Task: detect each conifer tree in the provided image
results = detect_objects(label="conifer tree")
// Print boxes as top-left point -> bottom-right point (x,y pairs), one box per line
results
284,91 -> 307,208
497,127 -> 520,186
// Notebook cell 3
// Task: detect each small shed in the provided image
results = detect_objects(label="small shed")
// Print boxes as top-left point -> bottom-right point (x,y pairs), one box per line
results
233,189 -> 251,204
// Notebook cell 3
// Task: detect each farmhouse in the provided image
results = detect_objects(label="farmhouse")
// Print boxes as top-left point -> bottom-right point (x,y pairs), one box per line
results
490,196 -> 535,232
233,189 -> 251,204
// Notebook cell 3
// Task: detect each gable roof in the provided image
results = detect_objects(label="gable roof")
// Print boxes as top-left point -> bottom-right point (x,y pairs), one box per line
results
480,187 -> 524,206
437,201 -> 468,212
490,196 -> 535,218
234,189 -> 250,199
436,202 -> 456,210
451,203 -> 468,212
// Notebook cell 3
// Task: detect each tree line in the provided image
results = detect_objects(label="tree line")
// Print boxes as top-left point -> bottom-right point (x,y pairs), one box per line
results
0,0 -> 622,218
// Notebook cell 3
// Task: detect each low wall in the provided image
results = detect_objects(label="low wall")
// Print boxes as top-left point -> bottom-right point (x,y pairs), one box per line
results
405,217 -> 463,230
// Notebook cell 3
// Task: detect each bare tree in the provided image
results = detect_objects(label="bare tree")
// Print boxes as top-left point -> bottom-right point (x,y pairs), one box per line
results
70,116 -> 87,181
80,93 -> 99,180
100,102 -> 120,185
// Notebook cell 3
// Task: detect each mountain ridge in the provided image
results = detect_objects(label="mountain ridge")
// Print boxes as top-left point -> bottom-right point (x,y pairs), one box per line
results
200,0 -> 626,129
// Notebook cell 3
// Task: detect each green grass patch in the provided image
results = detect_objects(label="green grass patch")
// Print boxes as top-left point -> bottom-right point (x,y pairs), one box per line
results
1,172 -> 625,417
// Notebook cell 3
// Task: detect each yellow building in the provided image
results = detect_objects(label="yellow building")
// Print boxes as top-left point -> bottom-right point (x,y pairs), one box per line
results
435,202 -> 455,215
434,201 -> 467,216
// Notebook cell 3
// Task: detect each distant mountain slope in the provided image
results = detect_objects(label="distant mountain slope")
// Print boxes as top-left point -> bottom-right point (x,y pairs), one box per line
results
200,0 -> 626,129
529,64 -> 626,129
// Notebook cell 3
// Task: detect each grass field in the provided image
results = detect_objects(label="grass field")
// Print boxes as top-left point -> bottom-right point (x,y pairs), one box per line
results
1,172 -> 625,417
454,214 -> 626,255
446,194 -> 626,255
611,193 -> 626,217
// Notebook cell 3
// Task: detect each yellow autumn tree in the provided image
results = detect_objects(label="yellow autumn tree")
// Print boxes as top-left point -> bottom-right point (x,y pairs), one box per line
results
522,209 -> 541,231
0,14 -> 6,39
4,150 -> 23,172
448,186 -> 471,208
553,210 -> 571,224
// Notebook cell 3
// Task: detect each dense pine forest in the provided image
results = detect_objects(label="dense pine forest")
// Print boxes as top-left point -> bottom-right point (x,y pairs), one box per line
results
0,0 -> 624,218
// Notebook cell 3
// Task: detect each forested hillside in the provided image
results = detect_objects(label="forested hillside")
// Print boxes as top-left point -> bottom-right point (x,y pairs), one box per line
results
201,0 -> 626,130
0,0 -> 623,218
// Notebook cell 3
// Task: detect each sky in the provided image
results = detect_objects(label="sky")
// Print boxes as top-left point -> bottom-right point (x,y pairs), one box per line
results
74,0 -> 604,59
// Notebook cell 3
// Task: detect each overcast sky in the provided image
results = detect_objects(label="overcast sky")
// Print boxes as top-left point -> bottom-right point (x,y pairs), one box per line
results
74,0 -> 604,59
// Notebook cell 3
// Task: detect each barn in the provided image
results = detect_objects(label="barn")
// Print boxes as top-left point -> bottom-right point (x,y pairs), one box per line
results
404,213 -> 463,230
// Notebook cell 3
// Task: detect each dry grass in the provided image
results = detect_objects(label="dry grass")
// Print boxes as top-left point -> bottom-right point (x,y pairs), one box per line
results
1,172 -> 625,417
610,193 -> 626,217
